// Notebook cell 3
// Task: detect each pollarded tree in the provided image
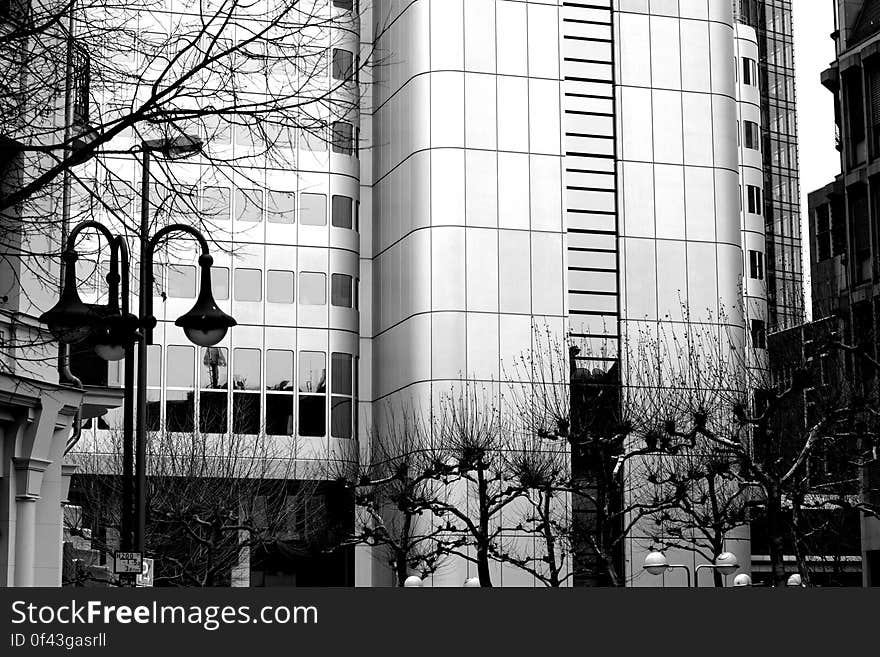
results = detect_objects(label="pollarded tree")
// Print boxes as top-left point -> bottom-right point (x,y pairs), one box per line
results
67,424 -> 327,587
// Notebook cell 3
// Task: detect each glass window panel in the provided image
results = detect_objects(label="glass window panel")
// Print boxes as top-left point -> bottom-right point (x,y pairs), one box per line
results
332,353 -> 352,395
267,191 -> 295,224
77,259 -> 98,293
331,397 -> 352,439
332,48 -> 354,81
300,193 -> 327,226
331,195 -> 353,229
202,186 -> 230,222
233,393 -> 261,434
212,266 -> 229,301
147,345 -> 162,387
167,264 -> 196,298
234,268 -> 262,302
166,390 -> 194,432
332,121 -> 354,155
331,273 -> 352,308
298,395 -> 325,437
201,347 -> 228,389
266,395 -> 294,436
199,391 -> 228,433
299,271 -> 326,305
166,345 -> 194,387
234,348 -> 261,390
202,114 -> 231,144
333,0 -> 353,9
299,351 -> 326,393
266,350 -> 294,390
235,188 -> 263,222
267,270 -> 295,303
298,126 -> 327,151
146,389 -> 161,431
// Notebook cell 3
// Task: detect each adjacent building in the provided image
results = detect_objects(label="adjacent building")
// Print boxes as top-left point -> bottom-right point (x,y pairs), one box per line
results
807,0 -> 880,588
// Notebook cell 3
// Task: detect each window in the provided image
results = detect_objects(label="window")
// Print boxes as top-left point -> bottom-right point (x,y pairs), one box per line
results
744,120 -> 760,150
202,186 -> 230,222
212,266 -> 229,301
202,114 -> 231,145
332,121 -> 355,155
266,349 -> 294,436
815,205 -> 831,261
167,265 -> 196,298
146,345 -> 162,431
332,48 -> 354,81
235,188 -> 263,223
751,319 -> 766,350
331,273 -> 353,308
77,259 -> 98,294
332,0 -> 353,9
233,348 -> 261,434
298,126 -> 327,152
742,57 -> 757,86
749,250 -> 764,280
299,351 -> 326,437
300,193 -> 327,225
200,347 -> 228,433
331,353 -> 353,439
267,270 -> 295,303
332,195 -> 353,229
300,272 -> 326,305
166,345 -> 195,432
234,268 -> 262,302
747,185 -> 762,215
267,191 -> 295,224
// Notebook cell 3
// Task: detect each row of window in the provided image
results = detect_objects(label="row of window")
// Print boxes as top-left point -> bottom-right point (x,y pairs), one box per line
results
124,346 -> 356,439
77,262 -> 358,309
102,180 -> 359,230
200,118 -> 360,156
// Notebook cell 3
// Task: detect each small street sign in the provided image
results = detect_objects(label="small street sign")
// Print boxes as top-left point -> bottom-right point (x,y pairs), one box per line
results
114,551 -> 143,574
136,558 -> 154,587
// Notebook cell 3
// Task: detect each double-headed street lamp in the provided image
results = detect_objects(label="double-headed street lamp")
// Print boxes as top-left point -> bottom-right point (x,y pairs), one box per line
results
643,550 -> 741,588
41,135 -> 236,567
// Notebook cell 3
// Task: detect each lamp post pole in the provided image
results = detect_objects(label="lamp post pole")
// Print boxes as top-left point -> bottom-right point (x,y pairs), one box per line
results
134,146 -> 151,554
40,134 -> 236,578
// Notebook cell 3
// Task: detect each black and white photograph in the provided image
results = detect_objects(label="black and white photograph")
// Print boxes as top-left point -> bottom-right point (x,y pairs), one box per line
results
0,0 -> 878,648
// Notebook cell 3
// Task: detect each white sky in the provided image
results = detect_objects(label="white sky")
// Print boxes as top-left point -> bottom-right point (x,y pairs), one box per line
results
794,1 -> 840,320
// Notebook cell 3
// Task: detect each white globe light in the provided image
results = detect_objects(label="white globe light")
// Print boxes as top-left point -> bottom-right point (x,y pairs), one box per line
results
643,551 -> 669,576
403,576 -> 423,588
94,342 -> 126,361
463,577 -> 481,587
715,551 -> 740,576
183,325 -> 228,348
733,573 -> 752,587
786,573 -> 803,587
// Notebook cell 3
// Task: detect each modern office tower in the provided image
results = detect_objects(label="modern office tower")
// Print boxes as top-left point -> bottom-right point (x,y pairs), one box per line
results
359,0 -> 752,587
732,0 -> 803,331
807,0 -> 880,588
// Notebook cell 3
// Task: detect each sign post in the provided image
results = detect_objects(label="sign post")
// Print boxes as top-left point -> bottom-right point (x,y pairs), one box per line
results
136,558 -> 154,587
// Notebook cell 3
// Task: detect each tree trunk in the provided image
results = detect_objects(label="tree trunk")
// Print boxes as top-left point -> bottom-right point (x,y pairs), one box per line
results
766,487 -> 787,586
476,466 -> 493,587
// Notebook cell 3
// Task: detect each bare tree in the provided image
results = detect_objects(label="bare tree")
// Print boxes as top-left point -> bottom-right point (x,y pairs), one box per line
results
332,406 -> 450,587
67,425 -> 325,586
1,0 -> 379,373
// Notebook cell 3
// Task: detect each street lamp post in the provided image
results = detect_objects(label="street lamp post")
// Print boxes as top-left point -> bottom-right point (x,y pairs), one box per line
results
41,134 -> 235,576
643,550 -> 741,588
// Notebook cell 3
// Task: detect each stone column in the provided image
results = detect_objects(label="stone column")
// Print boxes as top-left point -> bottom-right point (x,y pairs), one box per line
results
12,457 -> 50,587
13,496 -> 38,587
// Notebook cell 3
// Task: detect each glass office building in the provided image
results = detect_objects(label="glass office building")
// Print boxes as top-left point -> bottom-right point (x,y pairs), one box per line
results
734,0 -> 804,330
